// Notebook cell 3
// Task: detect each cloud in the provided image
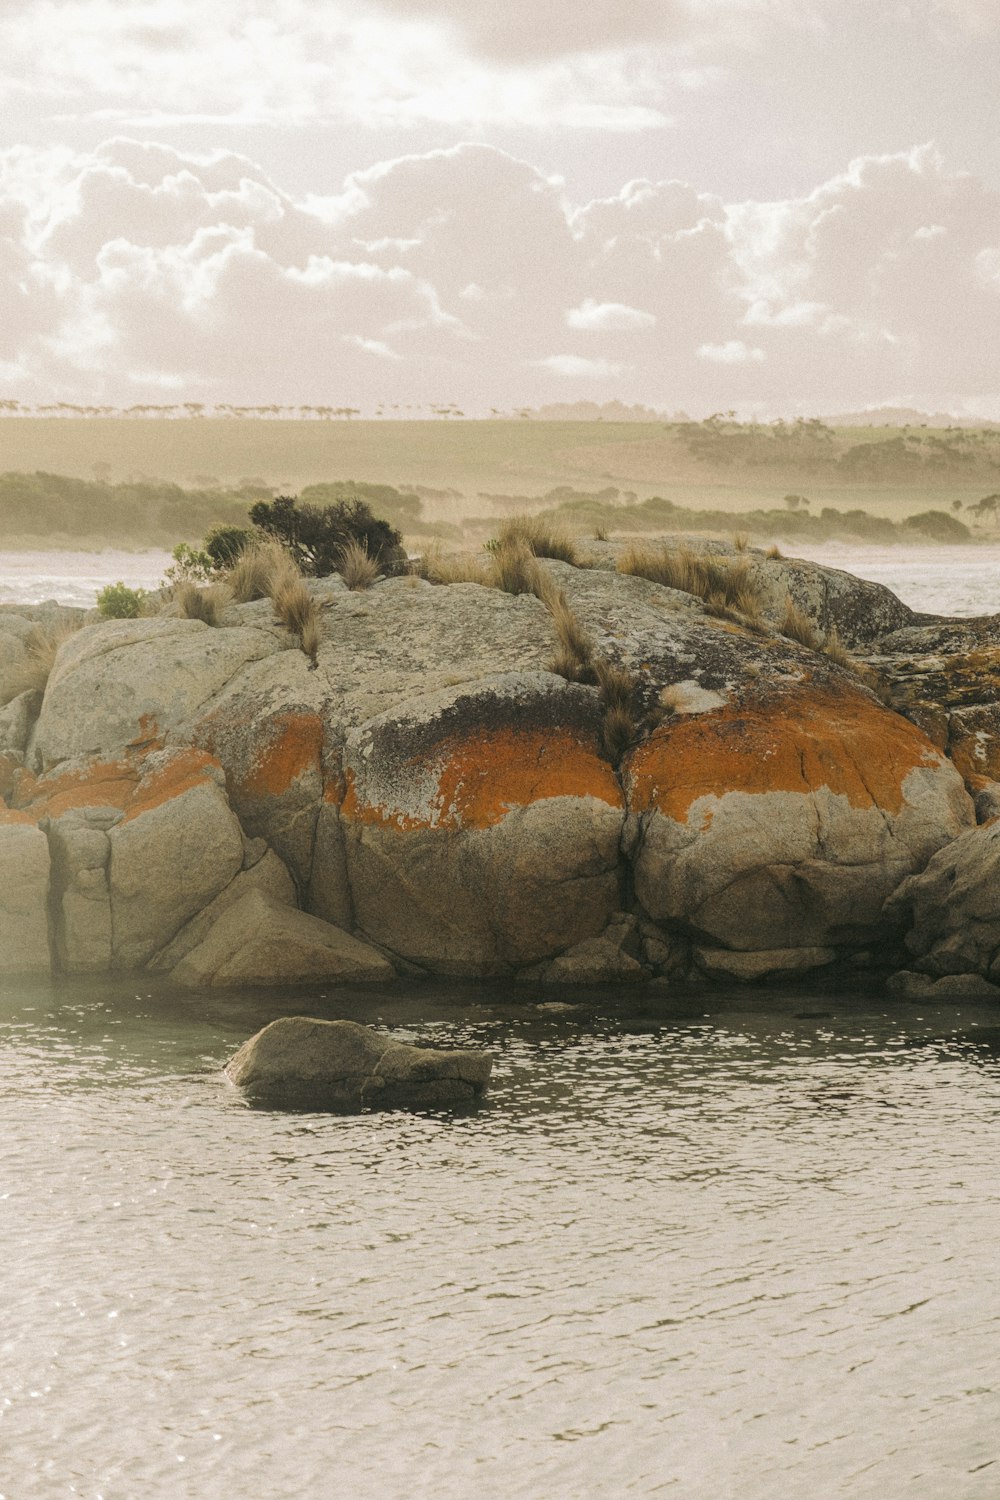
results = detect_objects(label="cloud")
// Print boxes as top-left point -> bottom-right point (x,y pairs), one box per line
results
534,354 -> 629,379
697,339 -> 766,363
1,137 -> 999,414
566,299 -> 657,330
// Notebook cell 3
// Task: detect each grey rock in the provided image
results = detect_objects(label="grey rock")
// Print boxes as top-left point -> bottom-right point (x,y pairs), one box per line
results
171,889 -> 395,988
225,1016 -> 492,1111
0,820 -> 51,974
151,850 -> 296,970
974,781 -> 1000,824
694,946 -> 836,981
886,969 -> 1000,1001
0,690 -> 42,756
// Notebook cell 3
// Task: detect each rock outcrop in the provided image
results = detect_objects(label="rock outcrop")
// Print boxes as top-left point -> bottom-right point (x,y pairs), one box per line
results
225,1017 -> 493,1110
2,538 -> 994,988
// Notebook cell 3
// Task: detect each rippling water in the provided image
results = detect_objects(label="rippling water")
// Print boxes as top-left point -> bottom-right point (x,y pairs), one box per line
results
3,976 -> 1000,1497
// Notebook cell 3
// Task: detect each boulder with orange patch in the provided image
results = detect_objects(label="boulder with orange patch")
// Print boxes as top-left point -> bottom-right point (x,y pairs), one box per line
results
623,679 -> 972,952
339,674 -> 625,977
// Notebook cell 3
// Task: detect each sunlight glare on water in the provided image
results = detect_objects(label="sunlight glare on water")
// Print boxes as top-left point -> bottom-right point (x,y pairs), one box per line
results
2,978 -> 1000,1499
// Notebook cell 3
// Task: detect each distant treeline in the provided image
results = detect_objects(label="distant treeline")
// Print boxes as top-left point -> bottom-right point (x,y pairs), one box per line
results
531,493 -> 973,544
0,472 -> 457,545
674,416 -> 1000,479
0,470 -> 985,549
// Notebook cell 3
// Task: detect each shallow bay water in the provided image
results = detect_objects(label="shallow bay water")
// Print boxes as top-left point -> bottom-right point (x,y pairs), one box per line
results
2,976 -> 1000,1498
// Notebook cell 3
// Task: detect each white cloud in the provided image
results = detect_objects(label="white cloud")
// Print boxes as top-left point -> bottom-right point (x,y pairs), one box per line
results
1,137 -> 999,414
566,299 -> 657,330
697,339 -> 766,363
534,354 -> 629,379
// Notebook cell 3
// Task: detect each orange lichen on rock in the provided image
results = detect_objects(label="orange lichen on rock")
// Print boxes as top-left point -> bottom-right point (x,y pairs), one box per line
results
12,747 -> 224,824
200,711 -> 324,799
127,714 -> 164,751
14,756 -> 139,820
342,726 -> 623,831
0,806 -> 36,826
627,684 -> 943,823
123,748 -> 221,822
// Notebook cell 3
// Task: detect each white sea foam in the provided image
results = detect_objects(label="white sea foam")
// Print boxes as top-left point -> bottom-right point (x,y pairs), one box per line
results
0,548 -> 173,608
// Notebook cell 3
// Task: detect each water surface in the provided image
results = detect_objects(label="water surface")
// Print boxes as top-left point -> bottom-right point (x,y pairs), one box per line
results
3,976 -> 999,1498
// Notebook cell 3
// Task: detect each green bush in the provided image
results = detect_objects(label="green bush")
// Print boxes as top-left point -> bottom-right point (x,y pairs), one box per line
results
164,541 -> 215,586
97,581 -> 147,618
248,494 -> 403,576
203,523 -> 253,569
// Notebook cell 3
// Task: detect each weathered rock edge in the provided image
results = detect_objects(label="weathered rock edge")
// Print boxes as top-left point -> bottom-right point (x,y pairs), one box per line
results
225,1017 -> 493,1111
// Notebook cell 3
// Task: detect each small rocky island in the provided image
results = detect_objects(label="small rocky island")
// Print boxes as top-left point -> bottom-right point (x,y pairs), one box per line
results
2,534 -> 999,996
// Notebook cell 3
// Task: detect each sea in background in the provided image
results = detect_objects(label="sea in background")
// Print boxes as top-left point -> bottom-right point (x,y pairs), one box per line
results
1,542 -> 999,616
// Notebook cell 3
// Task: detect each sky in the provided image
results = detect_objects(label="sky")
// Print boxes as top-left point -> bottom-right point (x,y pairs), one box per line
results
1,0 -> 999,418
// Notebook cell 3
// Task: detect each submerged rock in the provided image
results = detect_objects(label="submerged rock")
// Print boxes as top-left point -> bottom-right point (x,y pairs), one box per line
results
225,1016 -> 493,1111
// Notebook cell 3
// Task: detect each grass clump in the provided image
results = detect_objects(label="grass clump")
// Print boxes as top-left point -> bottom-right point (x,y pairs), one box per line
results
226,539 -> 293,603
594,658 -> 637,761
3,621 -> 81,703
271,571 -> 321,667
338,539 -> 380,591
490,536 -> 544,596
619,542 -> 766,629
545,587 -> 596,683
822,625 -> 853,670
779,596 -> 821,650
494,515 -> 579,565
174,582 -> 225,626
409,547 -> 489,586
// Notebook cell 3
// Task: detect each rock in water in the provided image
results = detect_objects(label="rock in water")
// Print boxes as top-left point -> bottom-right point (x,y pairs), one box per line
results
225,1017 -> 493,1111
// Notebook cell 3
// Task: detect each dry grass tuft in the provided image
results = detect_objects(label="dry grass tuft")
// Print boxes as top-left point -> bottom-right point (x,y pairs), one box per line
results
298,609 -> 322,666
226,538 -> 296,603
593,525 -> 609,542
490,536 -> 544,595
732,531 -> 750,552
779,596 -> 822,650
410,547 -> 489,586
339,538 -> 380,591
174,582 -> 225,626
822,626 -> 853,669
765,544 -> 784,559
594,658 -> 638,760
267,561 -> 322,665
271,575 -> 315,638
546,588 -> 596,683
620,543 -> 768,630
2,621 -> 82,703
495,514 -> 579,565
